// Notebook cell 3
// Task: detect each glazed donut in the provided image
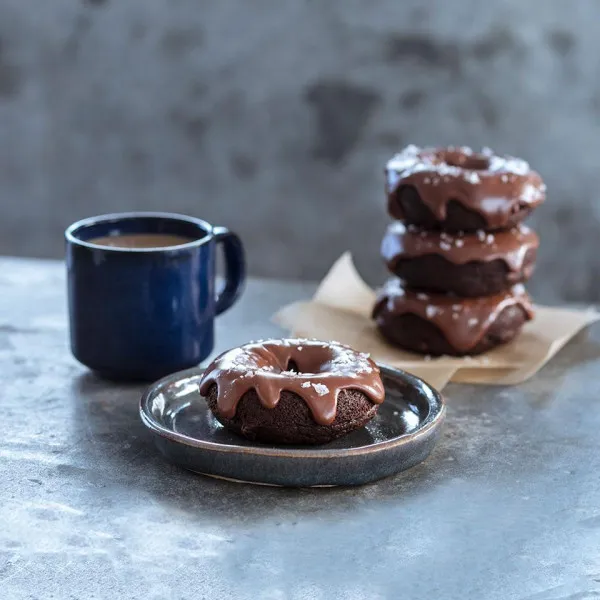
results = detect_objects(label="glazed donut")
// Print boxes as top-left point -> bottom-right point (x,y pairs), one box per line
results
381,222 -> 539,297
372,279 -> 534,356
386,145 -> 546,231
199,339 -> 385,445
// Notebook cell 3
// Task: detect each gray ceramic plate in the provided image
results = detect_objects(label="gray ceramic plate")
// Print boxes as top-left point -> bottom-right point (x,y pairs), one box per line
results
140,365 -> 445,487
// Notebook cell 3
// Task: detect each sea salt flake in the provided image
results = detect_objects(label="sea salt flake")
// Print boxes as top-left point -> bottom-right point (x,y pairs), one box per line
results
312,383 -> 329,396
417,293 -> 429,301
390,222 -> 407,234
486,234 -> 495,244
452,313 -> 459,320
468,317 -> 479,327
301,382 -> 311,388
386,145 -> 422,174
477,230 -> 486,241
455,239 -> 464,247
297,346 -> 303,351
440,241 -> 452,251
360,352 -> 371,359
464,171 -> 481,184
423,177 -> 431,184
426,305 -> 438,319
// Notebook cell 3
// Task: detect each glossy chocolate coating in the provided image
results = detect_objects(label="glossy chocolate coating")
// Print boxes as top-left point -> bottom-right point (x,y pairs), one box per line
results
372,280 -> 534,354
199,339 -> 385,426
386,146 -> 546,231
382,222 -> 539,275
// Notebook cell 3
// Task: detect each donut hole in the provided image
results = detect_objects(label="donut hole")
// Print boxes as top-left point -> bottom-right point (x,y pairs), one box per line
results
443,151 -> 490,171
284,356 -> 324,374
285,359 -> 300,373
285,344 -> 337,375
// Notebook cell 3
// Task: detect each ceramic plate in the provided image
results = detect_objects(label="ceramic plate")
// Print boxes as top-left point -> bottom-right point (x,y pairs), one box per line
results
140,365 -> 445,487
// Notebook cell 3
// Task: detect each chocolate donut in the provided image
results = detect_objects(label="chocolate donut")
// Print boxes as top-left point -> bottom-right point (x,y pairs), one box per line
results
199,339 -> 385,445
372,279 -> 534,356
381,222 -> 539,297
386,145 -> 546,231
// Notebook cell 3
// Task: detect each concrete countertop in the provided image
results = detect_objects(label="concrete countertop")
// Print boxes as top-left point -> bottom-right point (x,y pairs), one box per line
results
1,257 -> 599,600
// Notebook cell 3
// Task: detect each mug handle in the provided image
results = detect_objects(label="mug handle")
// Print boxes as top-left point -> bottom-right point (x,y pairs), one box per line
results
213,226 -> 246,316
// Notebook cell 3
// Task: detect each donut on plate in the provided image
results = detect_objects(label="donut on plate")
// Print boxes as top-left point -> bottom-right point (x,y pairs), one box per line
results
386,145 -> 546,232
199,339 -> 385,445
381,222 -> 539,297
372,279 -> 534,356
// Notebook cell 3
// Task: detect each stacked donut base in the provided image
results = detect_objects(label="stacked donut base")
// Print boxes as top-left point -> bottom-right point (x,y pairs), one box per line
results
374,146 -> 544,357
372,278 -> 535,357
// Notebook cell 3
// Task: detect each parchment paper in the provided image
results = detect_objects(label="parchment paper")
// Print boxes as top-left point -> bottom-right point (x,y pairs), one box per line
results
273,253 -> 599,390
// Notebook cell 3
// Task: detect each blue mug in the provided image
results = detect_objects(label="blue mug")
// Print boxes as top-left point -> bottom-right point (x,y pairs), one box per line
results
66,212 -> 245,381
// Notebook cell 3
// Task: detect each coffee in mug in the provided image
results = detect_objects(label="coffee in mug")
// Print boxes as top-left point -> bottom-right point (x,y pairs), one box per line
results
88,233 -> 195,249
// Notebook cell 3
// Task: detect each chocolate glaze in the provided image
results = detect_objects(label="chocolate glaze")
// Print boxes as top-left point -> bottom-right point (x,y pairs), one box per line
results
199,339 -> 385,426
381,222 -> 539,274
372,280 -> 534,353
385,145 -> 546,229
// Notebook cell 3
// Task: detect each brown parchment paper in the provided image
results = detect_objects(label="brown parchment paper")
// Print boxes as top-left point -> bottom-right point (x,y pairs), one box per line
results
273,253 -> 600,390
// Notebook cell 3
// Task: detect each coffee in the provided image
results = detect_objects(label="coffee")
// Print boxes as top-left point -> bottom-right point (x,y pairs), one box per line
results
88,233 -> 196,249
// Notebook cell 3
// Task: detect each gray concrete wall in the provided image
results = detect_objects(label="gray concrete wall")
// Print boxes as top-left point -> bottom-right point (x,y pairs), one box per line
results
0,0 -> 598,302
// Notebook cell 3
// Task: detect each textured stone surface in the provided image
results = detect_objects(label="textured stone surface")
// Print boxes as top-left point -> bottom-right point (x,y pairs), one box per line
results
1,1 -> 599,302
1,257 -> 600,598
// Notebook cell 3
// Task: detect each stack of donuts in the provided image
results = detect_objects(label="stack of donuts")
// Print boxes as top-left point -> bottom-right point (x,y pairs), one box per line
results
372,145 -> 546,356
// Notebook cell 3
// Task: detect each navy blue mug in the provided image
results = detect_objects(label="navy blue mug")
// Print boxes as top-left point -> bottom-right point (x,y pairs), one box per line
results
66,212 -> 246,381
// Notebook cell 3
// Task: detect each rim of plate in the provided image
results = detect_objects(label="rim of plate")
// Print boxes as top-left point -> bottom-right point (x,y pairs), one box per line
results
139,364 -> 445,459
